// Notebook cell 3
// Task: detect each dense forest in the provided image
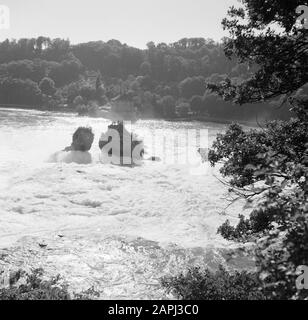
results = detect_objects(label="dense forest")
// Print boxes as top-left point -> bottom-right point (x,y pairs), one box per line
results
0,36 -> 292,122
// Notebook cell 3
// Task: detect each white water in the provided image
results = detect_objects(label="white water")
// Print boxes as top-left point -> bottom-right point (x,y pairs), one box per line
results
0,108 -> 252,299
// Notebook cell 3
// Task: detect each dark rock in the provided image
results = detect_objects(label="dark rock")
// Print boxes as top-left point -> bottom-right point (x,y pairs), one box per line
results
69,127 -> 95,152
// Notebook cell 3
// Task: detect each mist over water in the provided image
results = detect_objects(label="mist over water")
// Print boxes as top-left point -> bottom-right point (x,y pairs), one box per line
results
0,108 -> 251,299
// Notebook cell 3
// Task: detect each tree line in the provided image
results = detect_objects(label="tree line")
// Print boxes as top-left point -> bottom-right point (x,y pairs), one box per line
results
0,36 -> 291,121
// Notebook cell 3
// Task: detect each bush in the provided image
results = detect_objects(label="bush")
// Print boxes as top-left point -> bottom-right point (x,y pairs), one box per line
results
39,77 -> 56,96
210,101 -> 308,299
0,269 -> 100,300
159,95 -> 176,117
76,101 -> 99,116
62,80 -> 96,104
48,56 -> 83,87
218,220 -> 239,241
179,76 -> 206,100
0,78 -> 42,106
218,212 -> 271,242
190,95 -> 204,115
161,266 -> 265,300
177,102 -> 191,117
0,269 -> 70,300
73,95 -> 84,107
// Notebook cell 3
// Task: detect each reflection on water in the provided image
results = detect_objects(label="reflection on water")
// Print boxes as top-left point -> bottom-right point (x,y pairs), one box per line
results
0,108 -> 250,299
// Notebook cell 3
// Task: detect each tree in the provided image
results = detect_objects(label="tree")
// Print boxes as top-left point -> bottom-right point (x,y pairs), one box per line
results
0,60 -> 47,83
140,61 -> 152,76
79,82 -> 96,101
60,80 -> 96,104
208,0 -> 308,300
207,1 -> 308,104
43,38 -> 71,61
35,36 -> 50,55
179,76 -> 206,99
48,55 -> 83,87
159,95 -> 176,118
190,95 -> 203,115
73,95 -> 84,107
177,102 -> 191,118
0,78 -> 42,106
95,72 -> 103,91
39,77 -> 56,96
161,266 -> 265,300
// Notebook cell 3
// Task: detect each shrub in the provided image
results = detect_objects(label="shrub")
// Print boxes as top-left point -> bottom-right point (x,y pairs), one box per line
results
179,76 -> 206,100
159,95 -> 176,117
48,56 -> 83,87
73,95 -> 84,107
210,101 -> 308,299
205,0 -> 308,299
62,80 -> 96,104
76,101 -> 99,116
190,95 -> 204,115
176,102 -> 191,117
39,77 -> 56,96
161,266 -> 265,300
0,269 -> 100,300
218,212 -> 272,242
0,78 -> 42,106
0,269 -> 70,300
218,219 -> 239,241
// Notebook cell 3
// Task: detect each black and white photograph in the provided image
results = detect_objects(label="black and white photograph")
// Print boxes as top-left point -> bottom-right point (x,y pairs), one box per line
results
0,0 -> 307,305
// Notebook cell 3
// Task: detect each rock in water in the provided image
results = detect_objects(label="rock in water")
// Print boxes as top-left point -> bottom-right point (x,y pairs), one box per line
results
70,127 -> 94,152
99,122 -> 144,166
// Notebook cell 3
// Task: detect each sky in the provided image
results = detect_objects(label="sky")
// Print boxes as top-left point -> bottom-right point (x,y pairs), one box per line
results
0,0 -> 239,48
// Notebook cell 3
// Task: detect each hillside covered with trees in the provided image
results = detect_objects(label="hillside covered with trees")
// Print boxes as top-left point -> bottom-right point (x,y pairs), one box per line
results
0,36 -> 291,122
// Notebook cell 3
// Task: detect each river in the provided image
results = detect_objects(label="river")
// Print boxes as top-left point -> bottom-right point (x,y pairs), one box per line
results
0,108 -> 253,299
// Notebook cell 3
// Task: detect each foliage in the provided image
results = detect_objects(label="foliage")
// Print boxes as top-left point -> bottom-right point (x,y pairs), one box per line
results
39,77 -> 56,96
217,212 -> 271,242
73,95 -> 84,107
179,76 -> 206,100
159,95 -> 176,117
208,0 -> 308,300
161,266 -> 265,300
0,77 -> 42,106
48,55 -> 83,87
0,269 -> 70,300
76,102 -> 99,117
207,0 -> 308,104
0,36 -> 292,120
190,95 -> 204,115
177,102 -> 191,118
0,269 -> 100,300
0,59 -> 47,82
61,79 -> 97,104
73,287 -> 100,300
211,96 -> 308,301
